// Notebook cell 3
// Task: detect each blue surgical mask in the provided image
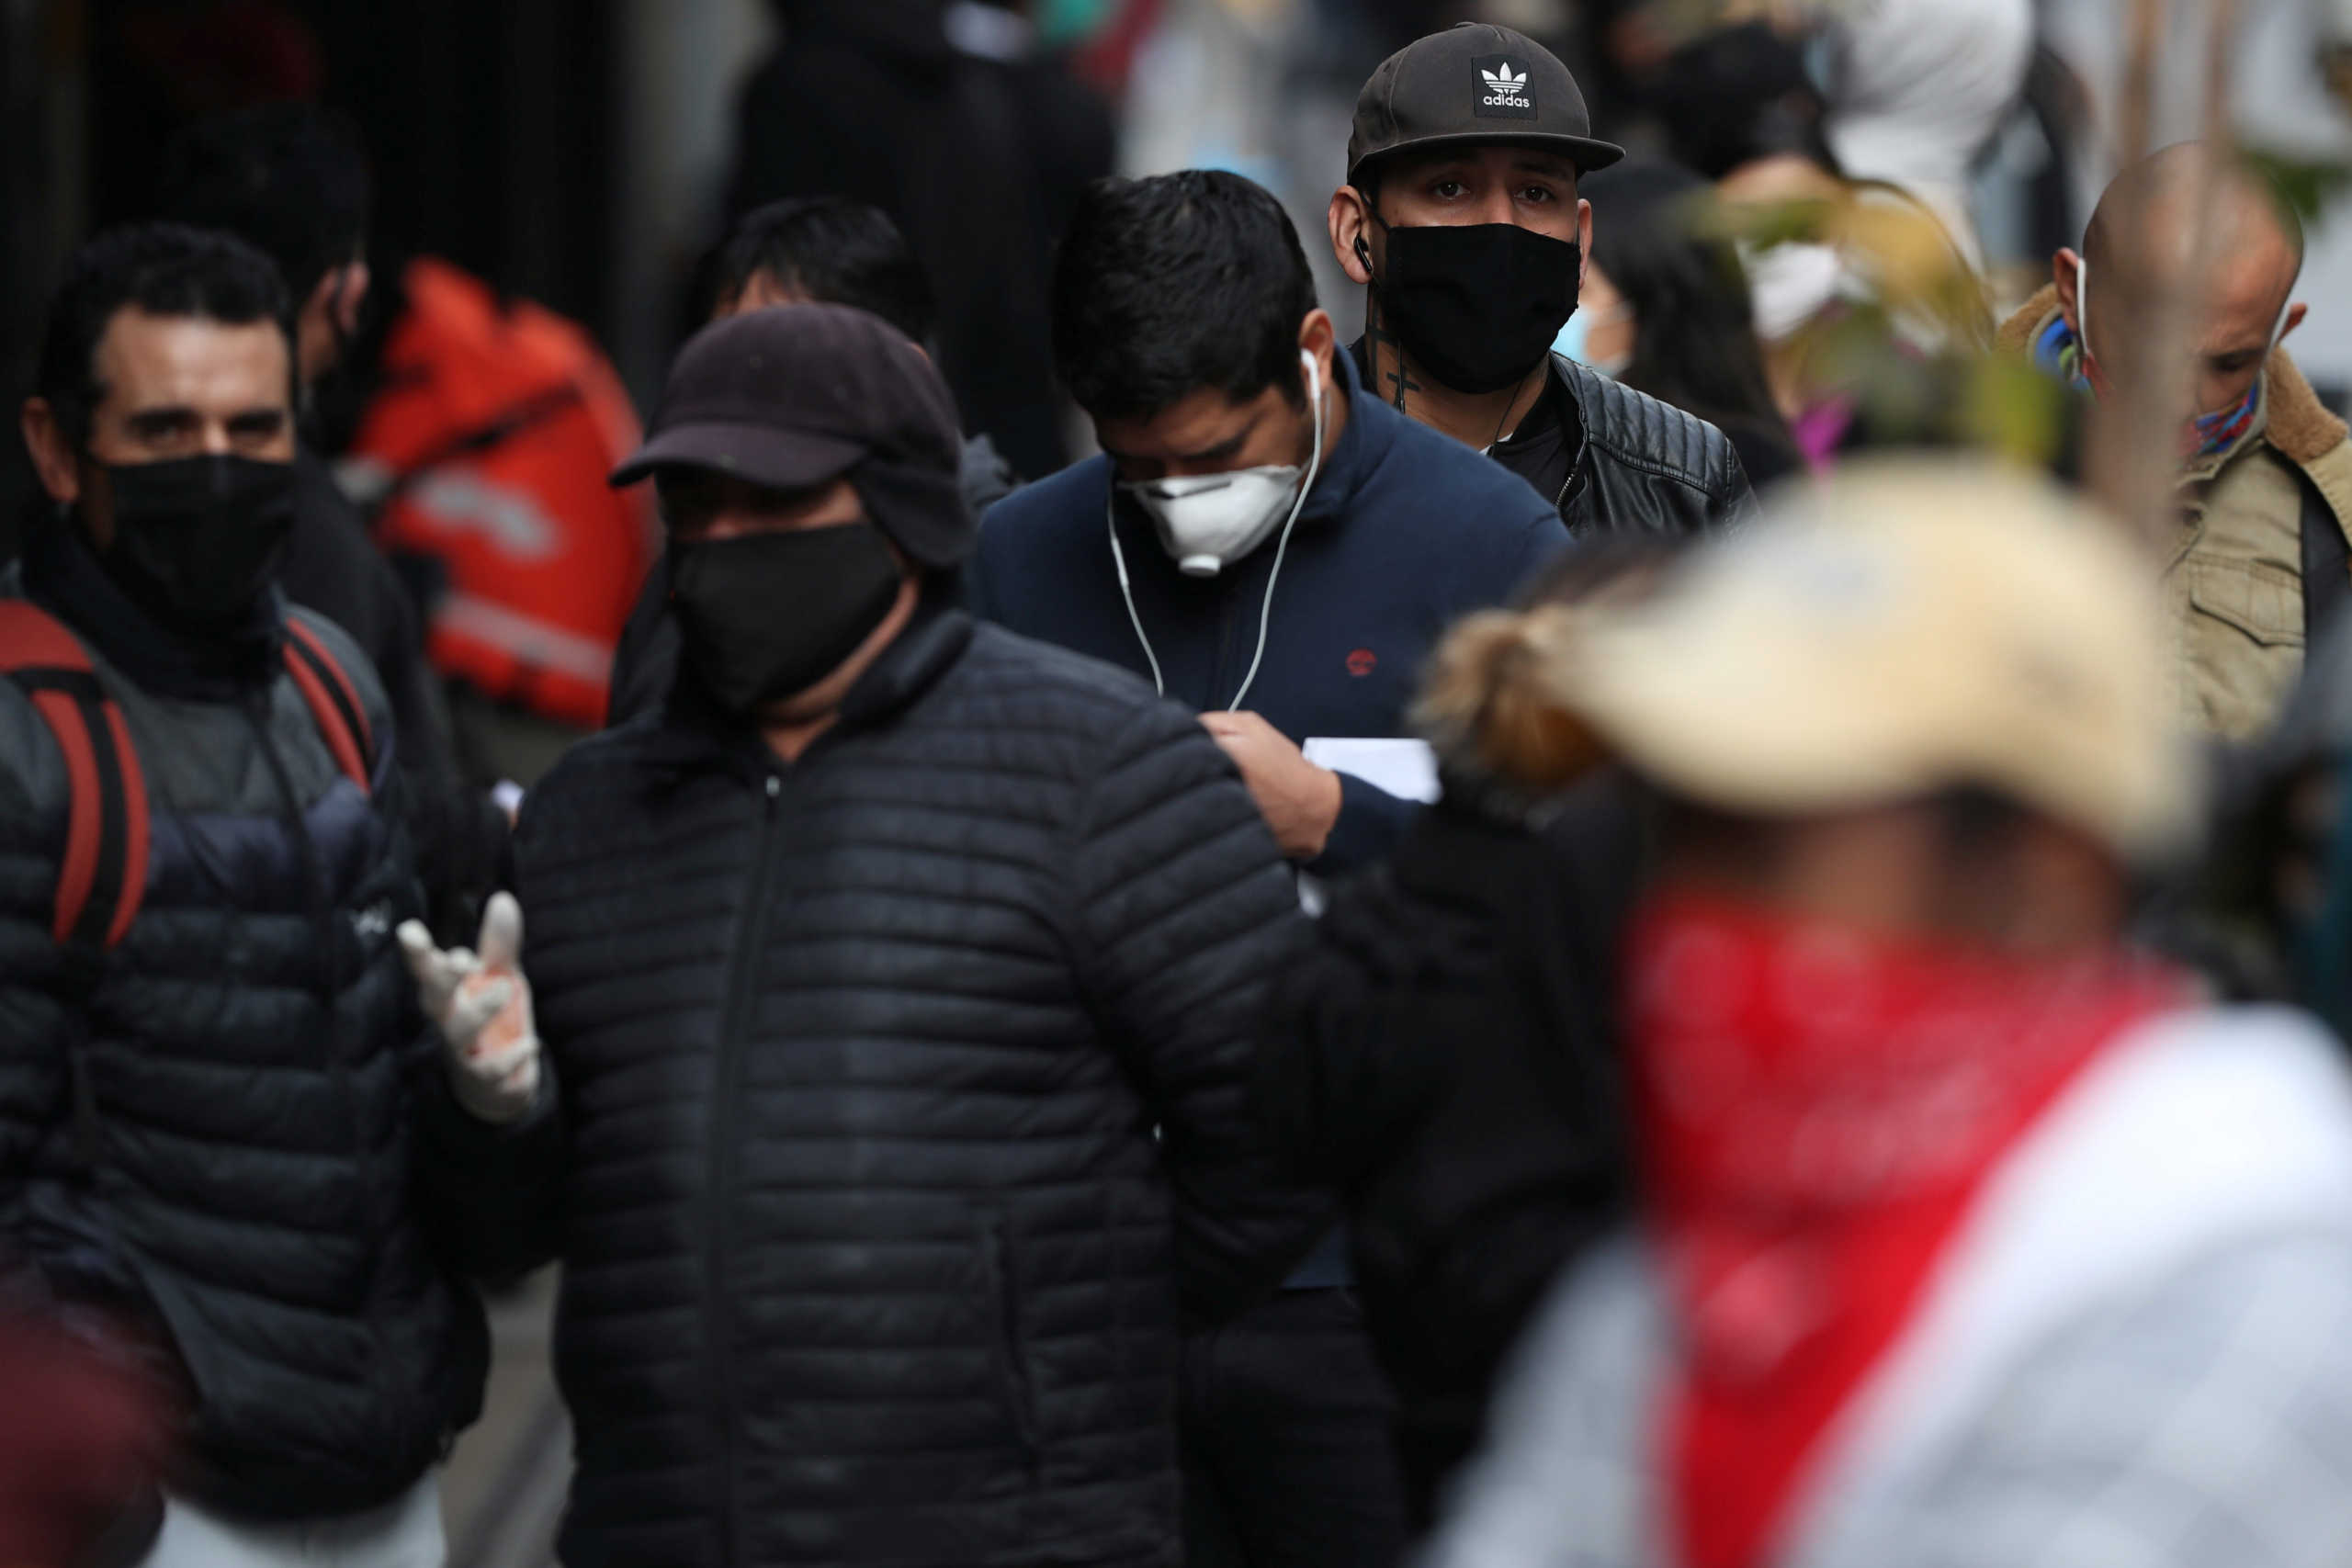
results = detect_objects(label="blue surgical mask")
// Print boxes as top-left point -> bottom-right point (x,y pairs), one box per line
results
1554,302 -> 1631,378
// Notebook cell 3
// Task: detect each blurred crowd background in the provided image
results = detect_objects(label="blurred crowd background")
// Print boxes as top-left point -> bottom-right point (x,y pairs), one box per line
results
12,2 -> 2352,1563
11,0 -> 2352,468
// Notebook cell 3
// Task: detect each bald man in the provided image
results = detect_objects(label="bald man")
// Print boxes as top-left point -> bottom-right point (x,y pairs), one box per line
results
1998,142 -> 2352,741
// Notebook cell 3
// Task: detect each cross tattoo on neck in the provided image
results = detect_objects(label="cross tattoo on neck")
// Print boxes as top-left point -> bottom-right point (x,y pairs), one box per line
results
1366,320 -> 1419,411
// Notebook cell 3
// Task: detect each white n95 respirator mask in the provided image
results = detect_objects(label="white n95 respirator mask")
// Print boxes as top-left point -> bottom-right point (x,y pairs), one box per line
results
1118,351 -> 1325,578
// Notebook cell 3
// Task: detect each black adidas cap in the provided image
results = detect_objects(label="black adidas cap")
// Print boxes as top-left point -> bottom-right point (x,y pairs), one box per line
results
1347,22 -> 1625,187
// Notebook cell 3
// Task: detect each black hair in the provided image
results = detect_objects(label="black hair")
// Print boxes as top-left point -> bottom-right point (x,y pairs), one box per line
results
154,103 -> 370,305
712,197 -> 936,344
34,222 -> 296,446
1582,160 -> 1794,458
1051,169 -> 1318,420
1645,23 -> 1838,183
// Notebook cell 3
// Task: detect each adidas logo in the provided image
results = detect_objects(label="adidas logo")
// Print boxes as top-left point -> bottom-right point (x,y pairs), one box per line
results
1473,53 -> 1537,117
1480,63 -> 1531,108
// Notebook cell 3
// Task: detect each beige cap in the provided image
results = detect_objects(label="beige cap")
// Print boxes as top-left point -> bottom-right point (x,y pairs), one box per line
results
1546,460 -> 2196,861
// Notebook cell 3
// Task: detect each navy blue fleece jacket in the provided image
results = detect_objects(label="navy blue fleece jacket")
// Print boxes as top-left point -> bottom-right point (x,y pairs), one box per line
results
970,352 -> 1566,879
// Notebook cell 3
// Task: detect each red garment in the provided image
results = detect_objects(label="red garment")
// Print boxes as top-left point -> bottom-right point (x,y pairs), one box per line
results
0,1313 -> 165,1567
349,258 -> 654,728
1629,895 -> 2185,1568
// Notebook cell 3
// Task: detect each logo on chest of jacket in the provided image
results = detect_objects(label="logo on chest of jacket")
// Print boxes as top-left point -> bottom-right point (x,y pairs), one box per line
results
1346,648 -> 1378,678
1474,57 -> 1536,118
352,900 -> 393,942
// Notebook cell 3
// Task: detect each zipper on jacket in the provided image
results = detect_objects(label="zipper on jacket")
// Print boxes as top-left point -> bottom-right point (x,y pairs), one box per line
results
242,697 -> 344,1003
707,770 -> 784,1566
1207,567 -> 1243,710
241,694 -> 380,1408
242,698 -> 359,1157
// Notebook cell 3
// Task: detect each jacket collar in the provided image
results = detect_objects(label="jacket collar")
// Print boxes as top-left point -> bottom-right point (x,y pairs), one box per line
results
1998,280 -> 2351,470
1292,346 -> 1385,526
644,593 -> 976,780
17,513 -> 282,701
1341,337 -> 1589,508
834,593 -> 975,730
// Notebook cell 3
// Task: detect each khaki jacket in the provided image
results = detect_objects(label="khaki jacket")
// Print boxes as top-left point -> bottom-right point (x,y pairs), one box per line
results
1998,284 -> 2352,740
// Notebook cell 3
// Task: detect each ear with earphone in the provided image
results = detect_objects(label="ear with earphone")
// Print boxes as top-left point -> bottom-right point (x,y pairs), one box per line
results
1106,345 -> 1328,710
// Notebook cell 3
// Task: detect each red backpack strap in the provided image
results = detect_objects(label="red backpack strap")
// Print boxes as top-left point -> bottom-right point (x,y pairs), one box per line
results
0,602 -> 150,950
281,616 -> 376,796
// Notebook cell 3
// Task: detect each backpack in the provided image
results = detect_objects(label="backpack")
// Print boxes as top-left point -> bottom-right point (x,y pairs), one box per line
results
0,601 -> 377,952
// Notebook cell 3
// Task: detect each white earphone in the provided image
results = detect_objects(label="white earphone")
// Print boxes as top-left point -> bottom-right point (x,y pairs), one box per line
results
1106,348 -> 1327,710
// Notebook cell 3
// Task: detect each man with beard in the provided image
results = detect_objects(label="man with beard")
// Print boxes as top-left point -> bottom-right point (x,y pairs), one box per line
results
1328,22 -> 1755,536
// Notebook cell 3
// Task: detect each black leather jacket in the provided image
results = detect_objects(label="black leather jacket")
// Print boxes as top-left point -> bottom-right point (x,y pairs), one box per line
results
1509,354 -> 1754,536
1350,342 -> 1754,539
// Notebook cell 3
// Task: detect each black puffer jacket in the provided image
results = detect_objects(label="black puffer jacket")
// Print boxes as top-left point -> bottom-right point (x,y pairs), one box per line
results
0,527 -> 499,1518
499,605 -> 1324,1568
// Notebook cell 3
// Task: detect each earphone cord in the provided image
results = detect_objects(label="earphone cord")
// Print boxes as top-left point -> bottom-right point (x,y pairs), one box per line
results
1227,392 -> 1322,712
1483,360 -> 1544,455
1107,356 -> 1327,711
1105,505 -> 1167,697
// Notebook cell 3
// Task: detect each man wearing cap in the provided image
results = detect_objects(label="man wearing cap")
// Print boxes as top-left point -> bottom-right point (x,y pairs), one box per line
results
1329,22 -> 1756,535
1419,462 -> 2352,1568
444,304 -> 1331,1567
605,194 -> 1024,727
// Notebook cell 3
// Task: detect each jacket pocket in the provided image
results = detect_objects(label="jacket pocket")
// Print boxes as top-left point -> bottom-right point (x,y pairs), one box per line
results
2186,556 -> 2304,648
2183,556 -> 2304,739
117,1246 -> 231,1443
976,1210 -> 1040,1466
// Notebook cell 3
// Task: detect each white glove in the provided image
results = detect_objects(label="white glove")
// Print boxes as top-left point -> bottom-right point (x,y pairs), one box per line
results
398,891 -> 542,1124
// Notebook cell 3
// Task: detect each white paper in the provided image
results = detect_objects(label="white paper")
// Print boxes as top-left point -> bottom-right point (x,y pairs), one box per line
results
1301,737 -> 1441,804
1294,739 -> 1441,917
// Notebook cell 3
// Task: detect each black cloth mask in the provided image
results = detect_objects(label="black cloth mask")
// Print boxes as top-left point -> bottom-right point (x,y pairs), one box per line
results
100,454 -> 297,637
1374,222 -> 1581,394
670,521 -> 905,716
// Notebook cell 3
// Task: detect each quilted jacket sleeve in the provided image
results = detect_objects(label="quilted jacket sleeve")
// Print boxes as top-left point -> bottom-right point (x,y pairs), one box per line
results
0,696 -> 99,1314
1065,699 -> 1336,1323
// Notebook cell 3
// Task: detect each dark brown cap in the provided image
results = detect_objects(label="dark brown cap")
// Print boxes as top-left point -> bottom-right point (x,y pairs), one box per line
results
612,302 -> 972,566
1348,23 -> 1624,187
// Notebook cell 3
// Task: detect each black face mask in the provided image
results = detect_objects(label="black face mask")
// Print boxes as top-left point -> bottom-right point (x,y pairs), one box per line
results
1373,222 -> 1581,395
670,521 -> 906,716
100,454 -> 297,637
